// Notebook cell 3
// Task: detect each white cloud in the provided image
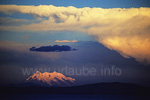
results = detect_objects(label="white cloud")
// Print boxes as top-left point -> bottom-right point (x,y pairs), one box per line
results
55,40 -> 78,43
0,5 -> 150,64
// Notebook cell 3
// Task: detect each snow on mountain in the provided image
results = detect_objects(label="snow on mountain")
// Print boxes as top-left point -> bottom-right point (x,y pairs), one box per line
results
26,71 -> 75,87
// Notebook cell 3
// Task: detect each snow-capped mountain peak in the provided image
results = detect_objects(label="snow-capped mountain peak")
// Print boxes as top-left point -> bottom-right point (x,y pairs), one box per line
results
26,71 -> 75,87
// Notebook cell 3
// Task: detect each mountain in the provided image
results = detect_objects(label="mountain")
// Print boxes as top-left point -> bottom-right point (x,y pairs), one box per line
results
26,71 -> 75,87
1,82 -> 150,96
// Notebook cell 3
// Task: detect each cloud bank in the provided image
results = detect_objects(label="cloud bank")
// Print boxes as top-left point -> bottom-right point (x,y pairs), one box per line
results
55,40 -> 78,43
0,5 -> 150,64
29,45 -> 78,52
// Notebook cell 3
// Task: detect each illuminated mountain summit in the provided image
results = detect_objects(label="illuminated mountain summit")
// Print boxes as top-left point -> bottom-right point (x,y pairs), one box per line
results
26,71 -> 75,87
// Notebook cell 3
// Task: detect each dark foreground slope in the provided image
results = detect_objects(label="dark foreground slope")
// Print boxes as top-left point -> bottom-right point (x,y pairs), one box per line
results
1,82 -> 150,96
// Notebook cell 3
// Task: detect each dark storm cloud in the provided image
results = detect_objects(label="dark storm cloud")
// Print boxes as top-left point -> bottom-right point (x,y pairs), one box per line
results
29,45 -> 78,52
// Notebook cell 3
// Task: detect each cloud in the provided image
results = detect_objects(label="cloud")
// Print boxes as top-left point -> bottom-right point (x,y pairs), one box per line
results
0,17 -> 28,23
29,45 -> 78,52
0,5 -> 150,64
55,40 -> 78,43
87,15 -> 150,64
0,17 -> 36,26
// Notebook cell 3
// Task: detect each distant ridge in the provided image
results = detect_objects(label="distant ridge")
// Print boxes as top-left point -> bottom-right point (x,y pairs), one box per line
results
1,82 -> 150,96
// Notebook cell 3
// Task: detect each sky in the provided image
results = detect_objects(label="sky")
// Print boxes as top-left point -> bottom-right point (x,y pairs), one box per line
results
0,0 -> 150,87
0,0 -> 150,8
